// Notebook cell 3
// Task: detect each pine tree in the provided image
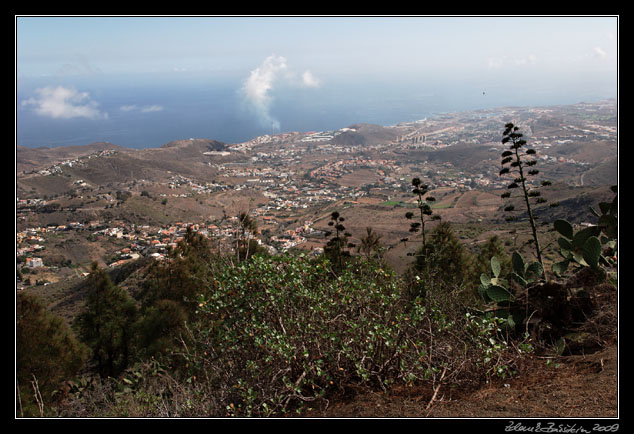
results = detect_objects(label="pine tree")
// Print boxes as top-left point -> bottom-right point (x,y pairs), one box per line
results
74,263 -> 137,378
413,221 -> 472,288
134,299 -> 187,358
141,226 -> 214,309
135,226 -> 216,357
17,292 -> 87,414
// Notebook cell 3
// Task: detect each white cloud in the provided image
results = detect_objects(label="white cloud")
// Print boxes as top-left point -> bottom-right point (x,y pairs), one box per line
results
487,54 -> 537,69
301,70 -> 320,87
487,57 -> 505,69
22,86 -> 107,120
593,46 -> 608,59
241,55 -> 287,130
119,104 -> 164,113
55,55 -> 103,78
514,54 -> 537,66
241,55 -> 320,131
141,105 -> 164,113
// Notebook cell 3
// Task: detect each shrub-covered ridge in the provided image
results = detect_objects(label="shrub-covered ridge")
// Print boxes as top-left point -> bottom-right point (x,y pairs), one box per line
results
170,254 -> 518,416
48,252 -> 520,417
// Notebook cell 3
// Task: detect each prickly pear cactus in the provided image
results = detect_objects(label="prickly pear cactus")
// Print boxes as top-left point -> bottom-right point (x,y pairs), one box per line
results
511,251 -> 544,286
478,256 -> 513,304
553,219 -> 603,275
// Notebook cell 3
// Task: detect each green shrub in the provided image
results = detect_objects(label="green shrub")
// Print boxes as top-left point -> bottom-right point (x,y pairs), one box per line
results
171,254 -> 514,416
58,249 -> 528,417
17,292 -> 87,416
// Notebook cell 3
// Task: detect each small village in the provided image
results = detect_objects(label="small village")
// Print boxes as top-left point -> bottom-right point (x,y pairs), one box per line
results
16,101 -> 616,289
17,213 -> 319,285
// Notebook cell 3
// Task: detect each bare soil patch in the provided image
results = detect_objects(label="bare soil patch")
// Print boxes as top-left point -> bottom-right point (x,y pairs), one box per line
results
301,344 -> 618,418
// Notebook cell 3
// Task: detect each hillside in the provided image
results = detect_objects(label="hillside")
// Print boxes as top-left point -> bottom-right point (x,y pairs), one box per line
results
21,240 -> 618,418
16,100 -> 618,286
330,123 -> 399,146
16,100 -> 618,419
304,344 -> 618,418
16,138 -> 230,198
16,142 -> 126,174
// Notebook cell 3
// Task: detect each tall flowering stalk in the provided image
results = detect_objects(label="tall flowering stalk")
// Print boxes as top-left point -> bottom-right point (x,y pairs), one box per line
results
499,123 -> 551,274
405,177 -> 438,253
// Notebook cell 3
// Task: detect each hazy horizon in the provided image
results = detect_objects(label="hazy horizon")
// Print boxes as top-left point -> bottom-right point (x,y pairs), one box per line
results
16,16 -> 618,149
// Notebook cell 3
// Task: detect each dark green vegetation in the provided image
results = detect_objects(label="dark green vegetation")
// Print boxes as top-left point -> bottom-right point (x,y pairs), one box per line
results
16,123 -> 618,417
17,197 -> 617,417
17,292 -> 88,417
18,234 -> 517,417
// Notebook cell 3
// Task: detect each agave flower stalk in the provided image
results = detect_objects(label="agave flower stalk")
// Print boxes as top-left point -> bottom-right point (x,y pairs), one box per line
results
405,177 -> 438,252
499,123 -> 547,273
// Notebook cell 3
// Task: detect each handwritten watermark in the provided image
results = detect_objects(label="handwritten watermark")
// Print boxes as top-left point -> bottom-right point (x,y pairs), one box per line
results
505,421 -> 619,433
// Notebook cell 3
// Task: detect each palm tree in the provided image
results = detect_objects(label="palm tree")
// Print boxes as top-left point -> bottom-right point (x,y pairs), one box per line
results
236,211 -> 258,262
358,227 -> 383,259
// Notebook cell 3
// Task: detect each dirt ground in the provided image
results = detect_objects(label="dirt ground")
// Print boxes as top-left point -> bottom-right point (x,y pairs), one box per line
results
301,343 -> 618,419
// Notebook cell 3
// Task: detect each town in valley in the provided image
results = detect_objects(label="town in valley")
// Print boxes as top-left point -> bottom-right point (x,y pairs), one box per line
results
16,100 -> 617,304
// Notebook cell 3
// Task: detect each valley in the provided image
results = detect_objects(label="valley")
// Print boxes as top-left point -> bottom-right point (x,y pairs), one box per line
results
15,98 -> 619,419
16,99 -> 617,306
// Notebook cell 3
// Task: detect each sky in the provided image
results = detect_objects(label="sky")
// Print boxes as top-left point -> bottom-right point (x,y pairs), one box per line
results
15,16 -> 618,147
17,16 -> 618,78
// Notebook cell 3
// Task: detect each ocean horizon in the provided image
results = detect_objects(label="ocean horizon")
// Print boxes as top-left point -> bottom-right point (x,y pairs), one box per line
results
16,73 -> 617,150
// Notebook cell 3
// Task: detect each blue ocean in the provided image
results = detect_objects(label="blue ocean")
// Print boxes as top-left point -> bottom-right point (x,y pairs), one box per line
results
16,72 -> 617,149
